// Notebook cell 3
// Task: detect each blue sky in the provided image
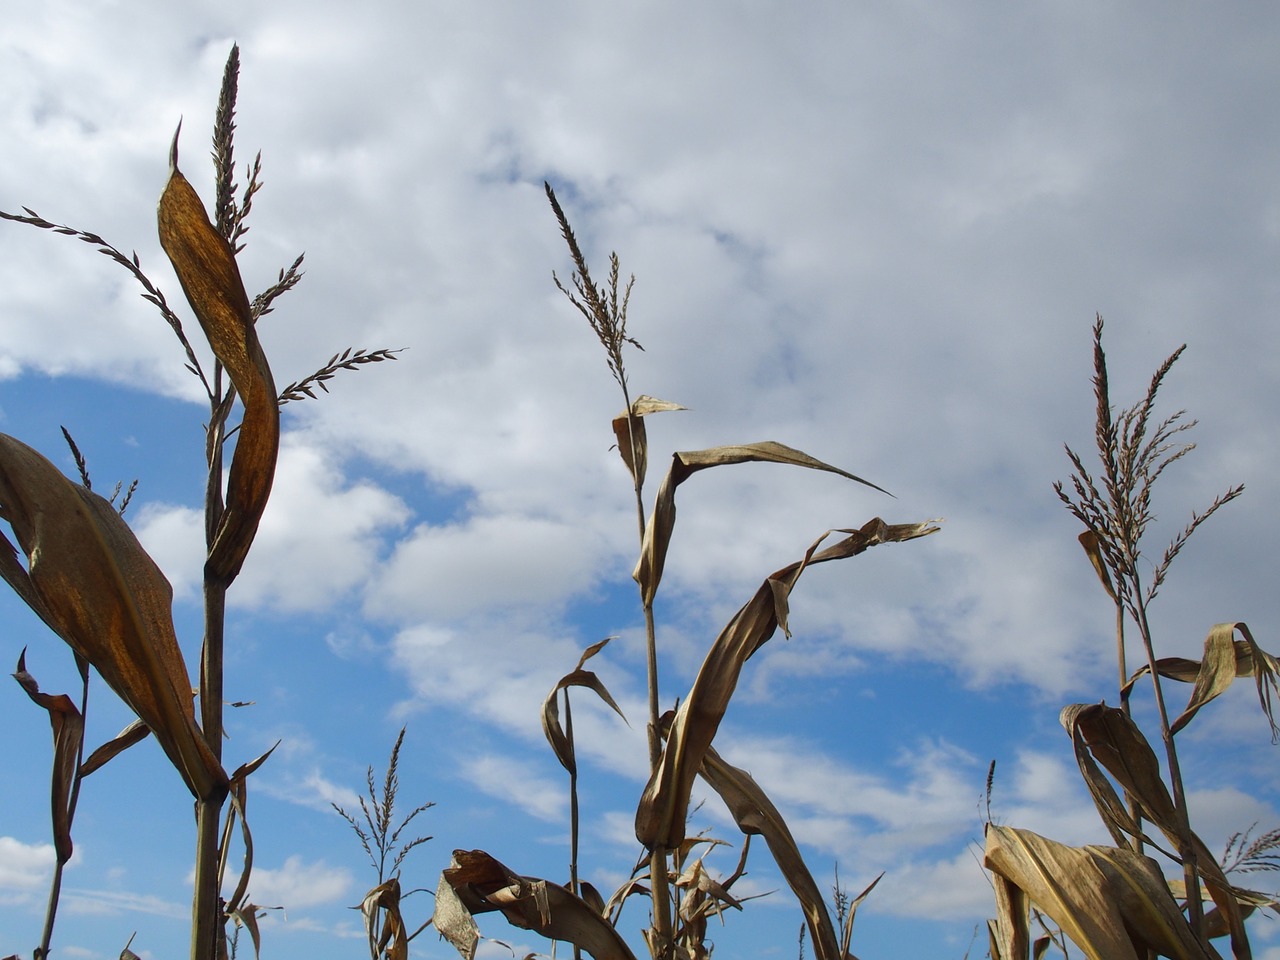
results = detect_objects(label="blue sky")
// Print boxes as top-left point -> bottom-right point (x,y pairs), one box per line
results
2,3 -> 1280,959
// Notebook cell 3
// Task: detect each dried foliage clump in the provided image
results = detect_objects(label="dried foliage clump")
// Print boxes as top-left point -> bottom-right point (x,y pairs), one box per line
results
984,317 -> 1280,960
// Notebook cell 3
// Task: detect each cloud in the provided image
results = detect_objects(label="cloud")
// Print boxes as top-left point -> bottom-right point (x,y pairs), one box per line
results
0,836 -> 55,889
462,754 -> 566,824
132,436 -> 408,610
244,856 -> 352,911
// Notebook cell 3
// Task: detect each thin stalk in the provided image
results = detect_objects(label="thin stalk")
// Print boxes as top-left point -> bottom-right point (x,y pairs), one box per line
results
1131,588 -> 1203,936
566,694 -> 582,960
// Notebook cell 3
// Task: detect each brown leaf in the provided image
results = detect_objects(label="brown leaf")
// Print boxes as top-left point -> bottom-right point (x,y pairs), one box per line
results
13,649 -> 83,863
0,434 -> 225,800
636,519 -> 939,849
157,131 -> 279,586
1169,623 -> 1280,738
80,719 -> 151,777
361,877 -> 409,960
633,442 -> 891,607
1062,703 -> 1250,958
1076,530 -> 1116,601
542,639 -> 627,775
439,849 -> 638,960
612,396 -> 686,487
984,825 -> 1221,960
694,740 -> 841,960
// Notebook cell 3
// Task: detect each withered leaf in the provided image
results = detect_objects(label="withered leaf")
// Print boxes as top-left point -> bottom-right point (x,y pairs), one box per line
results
80,719 -> 150,777
13,649 -> 83,863
0,434 -> 224,800
636,519 -> 939,849
984,825 -> 1220,960
157,130 -> 279,587
633,442 -> 891,607
612,396 -> 686,487
438,849 -> 637,960
542,638 -> 627,776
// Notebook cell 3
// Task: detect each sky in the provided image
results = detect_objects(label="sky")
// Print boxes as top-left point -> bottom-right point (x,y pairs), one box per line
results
1,3 -> 1279,959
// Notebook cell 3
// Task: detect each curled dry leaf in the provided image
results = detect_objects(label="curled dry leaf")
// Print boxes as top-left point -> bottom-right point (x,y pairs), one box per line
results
437,849 -> 638,960
694,736 -> 840,960
611,395 -> 686,487
13,649 -> 83,863
633,442 -> 892,607
636,519 -> 939,850
80,718 -> 151,777
361,877 -> 409,960
542,638 -> 627,775
0,434 -> 225,801
157,130 -> 279,586
1061,703 -> 1249,958
984,824 -> 1221,960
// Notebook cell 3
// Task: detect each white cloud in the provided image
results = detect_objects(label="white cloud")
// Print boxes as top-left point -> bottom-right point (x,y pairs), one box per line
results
0,836 -> 55,889
245,856 -> 352,911
462,754 -> 566,824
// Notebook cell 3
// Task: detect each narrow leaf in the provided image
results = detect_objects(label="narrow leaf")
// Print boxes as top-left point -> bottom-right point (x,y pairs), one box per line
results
636,519 -> 938,849
80,719 -> 150,777
542,639 -> 627,775
157,130 -> 279,586
633,442 -> 891,606
13,650 -> 83,863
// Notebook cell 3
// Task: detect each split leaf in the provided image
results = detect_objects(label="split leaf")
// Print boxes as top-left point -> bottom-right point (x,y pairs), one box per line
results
611,395 -> 686,487
636,518 -> 938,849
0,434 -> 225,800
157,129 -> 279,587
633,442 -> 891,607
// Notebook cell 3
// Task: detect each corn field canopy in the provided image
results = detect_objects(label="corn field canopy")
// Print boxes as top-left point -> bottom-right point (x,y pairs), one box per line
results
3,5 -> 1280,960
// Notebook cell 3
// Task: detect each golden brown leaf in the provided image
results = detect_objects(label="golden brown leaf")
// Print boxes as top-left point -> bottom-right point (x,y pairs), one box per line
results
12,649 -> 83,863
633,442 -> 891,607
542,639 -> 627,775
157,132 -> 279,586
635,519 -> 938,849
695,740 -> 841,960
438,849 -> 638,960
0,434 -> 225,800
611,396 -> 685,487
1169,623 -> 1279,738
984,825 -> 1221,960
361,877 -> 409,960
80,718 -> 150,777
1062,703 -> 1249,957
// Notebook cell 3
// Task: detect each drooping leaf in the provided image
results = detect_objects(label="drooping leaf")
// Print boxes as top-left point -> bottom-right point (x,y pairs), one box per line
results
435,872 -> 481,960
12,649 -> 83,863
361,877 -> 409,960
611,395 -> 686,487
438,849 -> 638,960
694,738 -> 841,960
1076,530 -> 1116,601
542,638 -> 627,775
633,442 -> 892,607
1169,623 -> 1278,738
157,129 -> 279,587
1062,703 -> 1249,958
636,519 -> 939,849
0,434 -> 225,800
984,825 -> 1221,960
80,718 -> 150,777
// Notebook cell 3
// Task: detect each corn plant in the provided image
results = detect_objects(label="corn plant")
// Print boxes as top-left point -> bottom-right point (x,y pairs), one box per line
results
430,186 -> 939,960
984,317 -> 1280,960
1,46 -> 396,960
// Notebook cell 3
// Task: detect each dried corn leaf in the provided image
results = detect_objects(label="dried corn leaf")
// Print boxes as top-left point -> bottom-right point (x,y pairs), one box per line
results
989,866 -> 1031,960
0,434 -> 224,800
612,395 -> 685,487
80,718 -> 150,777
542,638 -> 626,775
439,849 -> 638,960
1076,530 -> 1117,601
435,872 -> 481,959
1173,623 -> 1278,738
984,825 -> 1221,960
636,519 -> 938,850
157,132 -> 279,587
361,877 -> 409,960
694,739 -> 841,960
633,442 -> 891,607
13,649 -> 83,863
1062,703 -> 1249,958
